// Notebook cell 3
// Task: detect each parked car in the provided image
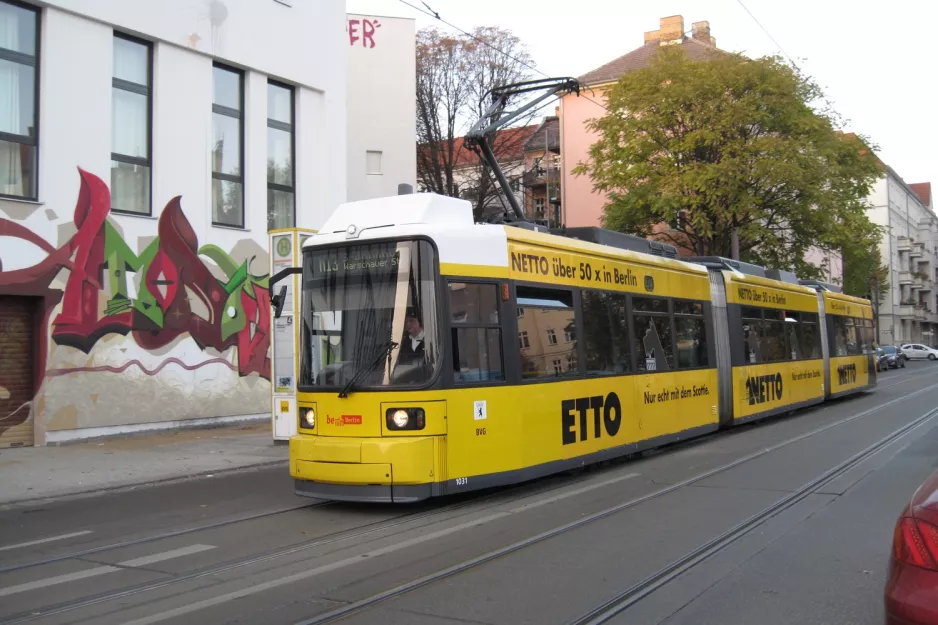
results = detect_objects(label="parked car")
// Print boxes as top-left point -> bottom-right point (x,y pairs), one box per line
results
879,346 -> 907,371
900,344 -> 938,361
885,469 -> 938,624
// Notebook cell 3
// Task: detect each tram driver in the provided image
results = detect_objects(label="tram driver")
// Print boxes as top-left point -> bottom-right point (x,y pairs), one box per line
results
392,308 -> 428,383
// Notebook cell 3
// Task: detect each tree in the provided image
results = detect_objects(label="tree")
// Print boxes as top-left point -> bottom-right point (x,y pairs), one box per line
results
416,27 -> 534,221
574,46 -> 885,285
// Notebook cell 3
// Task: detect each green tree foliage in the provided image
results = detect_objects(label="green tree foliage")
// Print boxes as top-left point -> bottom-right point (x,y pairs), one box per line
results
574,46 -> 887,294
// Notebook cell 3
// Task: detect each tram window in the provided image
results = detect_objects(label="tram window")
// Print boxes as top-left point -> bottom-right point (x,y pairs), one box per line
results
798,314 -> 822,359
516,286 -> 578,380
633,297 -> 669,314
760,315 -> 788,362
448,282 -> 503,384
742,307 -> 763,320
674,299 -> 708,369
855,318 -> 873,353
447,282 -> 499,325
452,328 -> 503,382
633,315 -> 673,372
832,316 -> 856,356
783,311 -> 801,360
674,300 -> 703,316
581,291 -> 629,375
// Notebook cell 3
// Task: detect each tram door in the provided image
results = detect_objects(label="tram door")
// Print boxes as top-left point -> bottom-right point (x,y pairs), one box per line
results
269,229 -> 315,442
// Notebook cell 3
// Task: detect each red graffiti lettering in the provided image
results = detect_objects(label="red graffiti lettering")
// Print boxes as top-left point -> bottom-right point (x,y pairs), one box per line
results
348,18 -> 380,47
0,168 -> 272,436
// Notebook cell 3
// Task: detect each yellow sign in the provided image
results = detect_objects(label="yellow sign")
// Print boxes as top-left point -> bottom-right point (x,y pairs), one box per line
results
507,243 -> 710,300
724,275 -> 818,313
280,400 -> 290,413
733,360 -> 824,420
830,355 -> 870,395
825,296 -> 873,319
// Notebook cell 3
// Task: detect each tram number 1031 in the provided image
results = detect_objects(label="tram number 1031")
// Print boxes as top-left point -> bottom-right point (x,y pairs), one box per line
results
561,392 -> 622,445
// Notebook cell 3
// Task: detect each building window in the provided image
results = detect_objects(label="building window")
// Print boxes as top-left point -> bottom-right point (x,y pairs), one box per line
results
516,286 -> 578,379
267,80 -> 294,231
518,330 -> 529,349
517,307 -> 525,318
212,64 -> 244,228
366,150 -> 382,175
111,34 -> 151,214
0,0 -> 39,200
547,328 -> 557,345
535,197 -> 545,216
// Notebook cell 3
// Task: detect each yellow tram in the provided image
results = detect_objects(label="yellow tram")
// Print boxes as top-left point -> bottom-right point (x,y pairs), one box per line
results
269,193 -> 876,503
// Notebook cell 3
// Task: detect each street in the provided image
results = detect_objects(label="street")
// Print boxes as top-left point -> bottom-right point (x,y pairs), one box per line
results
1,363 -> 937,625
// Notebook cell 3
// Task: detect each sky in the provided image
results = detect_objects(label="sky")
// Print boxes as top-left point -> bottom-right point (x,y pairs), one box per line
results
347,0 -> 938,188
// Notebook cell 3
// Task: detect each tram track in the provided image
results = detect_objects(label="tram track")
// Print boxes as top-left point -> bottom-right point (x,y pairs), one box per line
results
7,363 -> 931,581
3,371 -> 935,625
564,405 -> 938,625
291,382 -> 938,625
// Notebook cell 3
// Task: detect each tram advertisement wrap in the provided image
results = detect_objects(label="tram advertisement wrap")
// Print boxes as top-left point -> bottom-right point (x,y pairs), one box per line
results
733,360 -> 825,420
723,276 -> 818,313
553,369 -> 718,461
829,355 -> 870,396
825,297 -> 874,320
507,243 -> 710,300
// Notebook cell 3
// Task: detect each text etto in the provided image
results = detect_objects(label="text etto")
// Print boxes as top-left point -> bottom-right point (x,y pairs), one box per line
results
561,392 -> 622,445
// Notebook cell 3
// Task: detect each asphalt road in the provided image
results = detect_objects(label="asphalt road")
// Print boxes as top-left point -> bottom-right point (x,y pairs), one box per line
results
2,362 -> 938,625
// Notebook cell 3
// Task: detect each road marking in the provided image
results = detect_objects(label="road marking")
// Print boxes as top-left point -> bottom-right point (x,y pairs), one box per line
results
0,544 -> 215,597
0,531 -> 93,553
119,474 -> 642,625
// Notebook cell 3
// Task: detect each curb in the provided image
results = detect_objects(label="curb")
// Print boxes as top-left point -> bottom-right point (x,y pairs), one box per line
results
0,459 -> 289,509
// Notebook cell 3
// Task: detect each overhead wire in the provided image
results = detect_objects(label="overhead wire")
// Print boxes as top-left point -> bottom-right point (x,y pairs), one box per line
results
397,0 -> 611,113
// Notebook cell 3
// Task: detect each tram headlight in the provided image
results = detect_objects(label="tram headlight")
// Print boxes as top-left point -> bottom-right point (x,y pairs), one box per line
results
300,407 -> 316,429
386,407 -> 426,431
391,409 -> 409,428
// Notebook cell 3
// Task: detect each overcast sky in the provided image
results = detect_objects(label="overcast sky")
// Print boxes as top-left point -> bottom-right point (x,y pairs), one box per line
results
347,0 -> 937,187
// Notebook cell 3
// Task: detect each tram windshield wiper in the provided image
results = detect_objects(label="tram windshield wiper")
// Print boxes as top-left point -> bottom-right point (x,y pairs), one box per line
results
337,340 -> 398,398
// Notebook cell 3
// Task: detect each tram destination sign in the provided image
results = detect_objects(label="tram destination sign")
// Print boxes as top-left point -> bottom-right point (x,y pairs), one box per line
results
307,246 -> 401,281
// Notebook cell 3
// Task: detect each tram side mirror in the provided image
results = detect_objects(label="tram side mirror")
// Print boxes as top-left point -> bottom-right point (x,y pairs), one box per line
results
272,286 -> 287,319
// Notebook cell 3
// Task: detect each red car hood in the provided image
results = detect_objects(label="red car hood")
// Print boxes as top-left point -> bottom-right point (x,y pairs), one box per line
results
912,469 -> 938,525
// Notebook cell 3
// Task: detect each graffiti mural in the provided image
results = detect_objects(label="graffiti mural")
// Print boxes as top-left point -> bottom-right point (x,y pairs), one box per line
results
0,169 -> 272,439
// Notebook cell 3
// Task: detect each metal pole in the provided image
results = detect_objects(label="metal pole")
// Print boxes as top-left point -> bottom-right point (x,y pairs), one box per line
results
873,276 -> 880,345
731,228 -> 740,260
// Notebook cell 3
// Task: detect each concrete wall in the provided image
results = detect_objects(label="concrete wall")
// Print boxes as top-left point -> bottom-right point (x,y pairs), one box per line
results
346,14 -> 416,202
0,0 -> 347,445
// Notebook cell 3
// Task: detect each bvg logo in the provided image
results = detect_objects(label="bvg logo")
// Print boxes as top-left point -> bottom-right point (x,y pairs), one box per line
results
746,373 -> 783,405
326,415 -> 362,427
838,364 -> 857,385
561,392 -> 622,445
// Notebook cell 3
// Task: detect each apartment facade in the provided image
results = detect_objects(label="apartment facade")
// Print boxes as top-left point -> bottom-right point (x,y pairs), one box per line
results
0,0 -> 349,447
867,170 -> 938,347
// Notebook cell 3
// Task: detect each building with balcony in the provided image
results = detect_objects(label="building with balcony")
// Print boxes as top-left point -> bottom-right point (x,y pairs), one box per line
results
521,116 -> 561,227
867,167 -> 938,347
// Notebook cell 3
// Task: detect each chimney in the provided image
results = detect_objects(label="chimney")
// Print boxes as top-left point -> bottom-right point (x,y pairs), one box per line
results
644,15 -> 684,45
691,20 -> 716,46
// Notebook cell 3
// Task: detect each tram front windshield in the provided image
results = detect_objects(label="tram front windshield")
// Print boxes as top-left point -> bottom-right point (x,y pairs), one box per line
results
299,240 -> 441,390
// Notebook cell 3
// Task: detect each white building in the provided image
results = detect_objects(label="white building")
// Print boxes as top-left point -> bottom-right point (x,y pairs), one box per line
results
866,167 -> 938,347
0,0 -> 352,447
346,13 -> 416,201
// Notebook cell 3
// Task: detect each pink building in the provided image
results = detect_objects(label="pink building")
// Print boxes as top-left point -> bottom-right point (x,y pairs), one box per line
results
560,15 -> 717,230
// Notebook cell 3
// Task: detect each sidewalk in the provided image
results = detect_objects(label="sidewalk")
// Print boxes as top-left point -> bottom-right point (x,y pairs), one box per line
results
0,422 -> 288,506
